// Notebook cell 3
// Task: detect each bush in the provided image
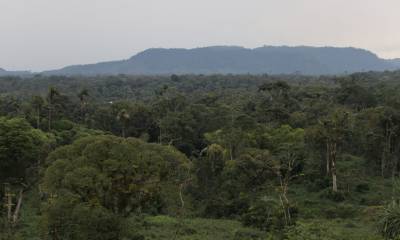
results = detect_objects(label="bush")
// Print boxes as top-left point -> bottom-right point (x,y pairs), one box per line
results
52,119 -> 74,131
319,189 -> 347,202
306,177 -> 330,192
233,229 -> 266,240
124,235 -> 145,240
322,204 -> 358,219
355,183 -> 370,193
203,197 -> 250,218
241,203 -> 278,231
41,201 -> 123,240
378,203 -> 400,240
240,198 -> 297,231
359,196 -> 383,206
284,221 -> 338,240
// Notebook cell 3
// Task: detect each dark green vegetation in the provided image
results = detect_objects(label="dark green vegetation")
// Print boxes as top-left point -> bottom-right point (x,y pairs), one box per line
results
2,72 -> 400,239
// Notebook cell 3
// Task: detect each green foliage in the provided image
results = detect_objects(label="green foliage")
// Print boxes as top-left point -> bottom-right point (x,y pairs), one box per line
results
379,204 -> 400,240
40,198 -> 123,240
3,73 -> 400,238
137,215 -> 268,240
40,135 -> 191,239
241,197 -> 285,231
0,117 -> 51,182
355,183 -> 370,193
322,204 -> 359,219
233,229 -> 268,240
262,124 -> 305,174
319,189 -> 347,202
194,144 -> 226,196
285,219 -> 381,240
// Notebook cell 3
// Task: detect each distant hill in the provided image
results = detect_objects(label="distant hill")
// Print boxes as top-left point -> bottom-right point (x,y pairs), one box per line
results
0,46 -> 389,76
0,68 -> 31,76
42,46 -> 400,76
387,58 -> 400,66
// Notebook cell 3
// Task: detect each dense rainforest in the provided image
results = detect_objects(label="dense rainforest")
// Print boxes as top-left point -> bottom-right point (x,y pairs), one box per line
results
2,71 -> 400,239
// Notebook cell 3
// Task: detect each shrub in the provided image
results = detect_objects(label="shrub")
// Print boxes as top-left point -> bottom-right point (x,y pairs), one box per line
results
379,203 -> 400,240
233,229 -> 266,240
355,183 -> 370,193
322,204 -> 358,219
319,189 -> 347,202
240,198 -> 297,231
306,177 -> 330,192
203,196 -> 250,218
284,221 -> 338,240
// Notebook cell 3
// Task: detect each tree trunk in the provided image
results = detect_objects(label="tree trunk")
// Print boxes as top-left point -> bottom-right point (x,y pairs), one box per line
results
229,142 -> 233,161
382,122 -> 393,178
331,143 -> 338,192
7,193 -> 13,222
48,105 -> 52,131
381,151 -> 386,178
326,141 -> 330,175
278,172 -> 291,226
332,169 -> 338,192
37,108 -> 41,129
12,190 -> 23,225
392,157 -> 397,180
279,195 -> 288,226
159,122 -> 162,144
80,101 -> 85,124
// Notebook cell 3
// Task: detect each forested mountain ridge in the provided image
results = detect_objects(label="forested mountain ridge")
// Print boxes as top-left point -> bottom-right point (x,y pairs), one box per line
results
42,46 -> 400,76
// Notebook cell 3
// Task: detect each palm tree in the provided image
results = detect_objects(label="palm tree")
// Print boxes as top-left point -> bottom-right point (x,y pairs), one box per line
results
77,89 -> 89,123
31,95 -> 44,129
117,109 -> 130,138
47,87 -> 59,131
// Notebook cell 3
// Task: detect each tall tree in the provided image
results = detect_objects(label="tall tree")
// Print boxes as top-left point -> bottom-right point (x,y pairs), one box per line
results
0,117 -> 50,182
77,88 -> 90,123
46,87 -> 60,131
355,107 -> 400,178
116,109 -> 130,138
31,95 -> 44,129
319,109 -> 351,192
41,135 -> 190,240
264,125 -> 305,226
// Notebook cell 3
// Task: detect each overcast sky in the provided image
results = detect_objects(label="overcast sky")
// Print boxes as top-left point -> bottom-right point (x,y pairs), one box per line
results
1,0 -> 400,71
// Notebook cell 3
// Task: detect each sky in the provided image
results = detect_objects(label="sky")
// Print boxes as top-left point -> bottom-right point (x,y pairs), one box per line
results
1,0 -> 400,72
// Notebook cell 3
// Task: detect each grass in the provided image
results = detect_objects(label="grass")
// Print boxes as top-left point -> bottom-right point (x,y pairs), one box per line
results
134,215 -> 384,240
285,219 -> 383,240
137,215 -> 269,240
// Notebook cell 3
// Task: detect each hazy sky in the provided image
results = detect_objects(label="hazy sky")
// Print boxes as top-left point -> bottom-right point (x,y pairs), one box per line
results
1,0 -> 400,71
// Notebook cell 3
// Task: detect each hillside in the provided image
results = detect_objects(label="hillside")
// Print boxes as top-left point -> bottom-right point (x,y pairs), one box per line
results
43,46 -> 400,76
